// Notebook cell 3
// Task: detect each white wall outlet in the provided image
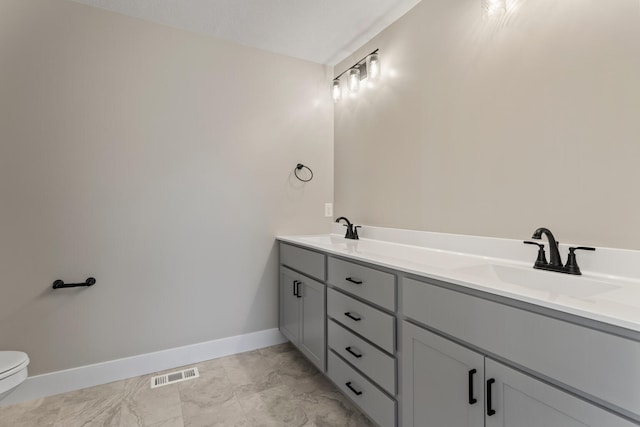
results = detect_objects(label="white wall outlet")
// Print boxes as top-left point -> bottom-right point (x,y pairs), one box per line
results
324,203 -> 333,218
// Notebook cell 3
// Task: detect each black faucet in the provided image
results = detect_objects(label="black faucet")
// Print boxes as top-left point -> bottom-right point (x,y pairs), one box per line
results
532,227 -> 563,268
335,217 -> 360,240
524,227 -> 595,275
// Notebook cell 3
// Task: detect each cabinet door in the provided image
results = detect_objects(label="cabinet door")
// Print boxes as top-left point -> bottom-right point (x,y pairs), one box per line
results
279,267 -> 300,344
402,322 -> 484,427
485,359 -> 637,427
299,277 -> 326,371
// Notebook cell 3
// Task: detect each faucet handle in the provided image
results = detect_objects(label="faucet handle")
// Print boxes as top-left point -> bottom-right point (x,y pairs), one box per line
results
569,246 -> 596,253
353,226 -> 361,240
564,246 -> 596,275
523,241 -> 548,267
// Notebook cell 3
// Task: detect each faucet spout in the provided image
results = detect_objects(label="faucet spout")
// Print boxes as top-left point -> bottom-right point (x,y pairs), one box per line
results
532,227 -> 562,267
335,217 -> 352,227
335,217 -> 358,240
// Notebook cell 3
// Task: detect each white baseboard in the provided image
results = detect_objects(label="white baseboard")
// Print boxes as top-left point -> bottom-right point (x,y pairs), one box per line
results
1,328 -> 287,407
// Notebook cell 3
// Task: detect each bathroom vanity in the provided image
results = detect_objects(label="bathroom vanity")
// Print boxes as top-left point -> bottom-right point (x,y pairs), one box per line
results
278,227 -> 640,427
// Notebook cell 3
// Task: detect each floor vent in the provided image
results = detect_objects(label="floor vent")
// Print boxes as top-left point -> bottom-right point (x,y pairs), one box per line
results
150,367 -> 200,389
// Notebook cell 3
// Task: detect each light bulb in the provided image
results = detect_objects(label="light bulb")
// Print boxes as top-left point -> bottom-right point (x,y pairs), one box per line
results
332,79 -> 342,103
367,53 -> 380,82
348,67 -> 361,94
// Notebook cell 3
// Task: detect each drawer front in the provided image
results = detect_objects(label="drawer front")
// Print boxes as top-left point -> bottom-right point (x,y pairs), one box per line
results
328,351 -> 396,427
403,277 -> 640,418
328,320 -> 396,395
328,257 -> 395,310
327,288 -> 395,353
280,243 -> 325,281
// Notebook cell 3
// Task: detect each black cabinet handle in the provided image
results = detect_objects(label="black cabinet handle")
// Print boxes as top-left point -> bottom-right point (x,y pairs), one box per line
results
468,369 -> 477,405
293,280 -> 302,297
487,378 -> 496,416
345,346 -> 363,358
345,277 -> 363,285
345,381 -> 363,396
344,312 -> 362,322
295,281 -> 302,298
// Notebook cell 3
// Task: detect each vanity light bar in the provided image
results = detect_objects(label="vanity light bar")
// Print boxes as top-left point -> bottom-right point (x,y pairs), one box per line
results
332,49 -> 380,103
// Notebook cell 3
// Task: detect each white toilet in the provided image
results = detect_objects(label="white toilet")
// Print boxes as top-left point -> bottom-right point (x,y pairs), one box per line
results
0,351 -> 30,401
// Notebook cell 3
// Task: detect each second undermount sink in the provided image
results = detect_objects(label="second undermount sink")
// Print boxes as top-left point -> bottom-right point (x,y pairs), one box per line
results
455,264 -> 622,299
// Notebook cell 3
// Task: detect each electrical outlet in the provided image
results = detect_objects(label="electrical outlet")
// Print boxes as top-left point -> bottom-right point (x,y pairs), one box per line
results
324,203 -> 333,218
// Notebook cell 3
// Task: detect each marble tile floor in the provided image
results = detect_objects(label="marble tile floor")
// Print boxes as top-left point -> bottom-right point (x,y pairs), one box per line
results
0,343 -> 376,427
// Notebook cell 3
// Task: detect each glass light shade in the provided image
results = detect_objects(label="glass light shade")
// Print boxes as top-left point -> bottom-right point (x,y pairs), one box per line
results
367,53 -> 380,81
332,79 -> 342,102
482,0 -> 506,17
348,67 -> 361,94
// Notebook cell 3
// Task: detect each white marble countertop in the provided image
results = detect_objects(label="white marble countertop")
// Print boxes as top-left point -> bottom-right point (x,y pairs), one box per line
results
278,225 -> 640,333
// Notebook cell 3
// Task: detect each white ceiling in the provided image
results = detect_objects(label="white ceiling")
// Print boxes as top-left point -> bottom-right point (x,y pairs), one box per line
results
69,0 -> 422,65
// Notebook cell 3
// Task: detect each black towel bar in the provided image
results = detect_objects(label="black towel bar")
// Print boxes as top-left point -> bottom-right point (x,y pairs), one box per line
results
52,277 -> 96,289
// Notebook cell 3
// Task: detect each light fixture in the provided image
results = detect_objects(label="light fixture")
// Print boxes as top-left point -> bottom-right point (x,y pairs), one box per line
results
348,67 -> 361,94
367,53 -> 380,82
482,0 -> 506,18
331,49 -> 380,102
332,79 -> 342,102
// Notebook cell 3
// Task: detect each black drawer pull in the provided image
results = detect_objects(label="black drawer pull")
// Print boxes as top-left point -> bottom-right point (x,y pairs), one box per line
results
345,346 -> 363,358
487,378 -> 496,416
344,312 -> 362,322
345,277 -> 363,285
345,381 -> 363,396
295,281 -> 302,298
468,369 -> 477,405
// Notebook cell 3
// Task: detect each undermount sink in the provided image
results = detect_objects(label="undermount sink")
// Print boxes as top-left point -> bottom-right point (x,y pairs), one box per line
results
455,264 -> 622,299
297,235 -> 351,246
296,235 -> 481,270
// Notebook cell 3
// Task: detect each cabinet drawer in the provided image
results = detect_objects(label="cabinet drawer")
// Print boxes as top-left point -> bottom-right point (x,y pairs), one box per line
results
328,288 -> 395,353
280,243 -> 325,281
403,277 -> 640,418
328,257 -> 395,310
328,351 -> 396,427
328,320 -> 396,395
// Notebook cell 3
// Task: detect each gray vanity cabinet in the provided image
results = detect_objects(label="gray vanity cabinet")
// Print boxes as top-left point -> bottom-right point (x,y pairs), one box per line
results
280,267 -> 301,344
403,321 -> 636,427
279,266 -> 326,371
484,358 -> 636,427
298,275 -> 325,370
402,322 -> 484,427
326,257 -> 398,427
279,239 -> 639,427
402,294 -> 638,427
279,242 -> 327,372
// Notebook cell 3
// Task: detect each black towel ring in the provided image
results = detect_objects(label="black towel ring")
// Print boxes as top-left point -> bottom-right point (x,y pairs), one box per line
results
294,163 -> 313,182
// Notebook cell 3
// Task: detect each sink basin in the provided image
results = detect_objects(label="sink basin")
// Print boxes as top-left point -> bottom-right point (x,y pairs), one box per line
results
295,235 -> 480,270
455,264 -> 622,299
297,235 -> 351,246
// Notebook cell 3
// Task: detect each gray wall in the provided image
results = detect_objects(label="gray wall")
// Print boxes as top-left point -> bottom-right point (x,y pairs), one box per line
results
334,0 -> 640,249
0,0 -> 333,375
